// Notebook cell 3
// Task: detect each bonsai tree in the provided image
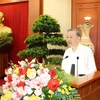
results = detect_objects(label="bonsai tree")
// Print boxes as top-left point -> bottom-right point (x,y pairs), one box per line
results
18,14 -> 67,64
32,14 -> 60,33
18,34 -> 48,63
45,33 -> 67,65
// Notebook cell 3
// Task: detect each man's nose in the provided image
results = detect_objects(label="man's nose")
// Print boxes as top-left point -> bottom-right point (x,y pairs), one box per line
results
67,38 -> 71,41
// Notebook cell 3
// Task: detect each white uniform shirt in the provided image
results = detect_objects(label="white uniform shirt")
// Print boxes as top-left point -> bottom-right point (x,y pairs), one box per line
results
61,44 -> 97,76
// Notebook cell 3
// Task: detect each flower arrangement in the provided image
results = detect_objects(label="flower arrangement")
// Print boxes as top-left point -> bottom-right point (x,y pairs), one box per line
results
0,58 -> 81,100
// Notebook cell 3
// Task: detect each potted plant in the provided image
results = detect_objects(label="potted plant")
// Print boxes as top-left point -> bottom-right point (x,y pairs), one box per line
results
18,14 -> 67,64
0,32 -> 13,48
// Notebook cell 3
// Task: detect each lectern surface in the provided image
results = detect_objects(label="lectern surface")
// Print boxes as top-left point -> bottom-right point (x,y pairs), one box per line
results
71,71 -> 100,100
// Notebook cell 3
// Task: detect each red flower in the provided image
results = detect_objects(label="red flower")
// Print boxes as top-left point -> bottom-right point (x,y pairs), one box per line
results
49,69 -> 56,78
7,75 -> 12,82
48,79 -> 60,91
18,68 -> 27,76
17,81 -> 25,88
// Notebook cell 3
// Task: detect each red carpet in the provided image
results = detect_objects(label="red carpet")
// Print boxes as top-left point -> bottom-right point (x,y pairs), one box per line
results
0,79 -> 5,86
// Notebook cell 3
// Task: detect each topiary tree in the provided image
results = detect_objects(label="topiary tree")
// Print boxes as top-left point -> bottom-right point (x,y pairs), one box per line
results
32,14 -> 60,33
45,33 -> 67,65
18,34 -> 48,63
18,14 -> 67,64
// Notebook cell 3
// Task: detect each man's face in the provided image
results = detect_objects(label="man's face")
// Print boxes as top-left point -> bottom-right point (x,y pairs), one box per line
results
66,31 -> 80,47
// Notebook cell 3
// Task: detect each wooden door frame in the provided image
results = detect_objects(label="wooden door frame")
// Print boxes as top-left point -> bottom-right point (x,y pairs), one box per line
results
72,0 -> 100,27
0,0 -> 28,4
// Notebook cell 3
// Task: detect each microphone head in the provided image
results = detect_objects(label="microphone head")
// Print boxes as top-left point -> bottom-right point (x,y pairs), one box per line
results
63,56 -> 68,60
65,56 -> 68,58
77,56 -> 79,60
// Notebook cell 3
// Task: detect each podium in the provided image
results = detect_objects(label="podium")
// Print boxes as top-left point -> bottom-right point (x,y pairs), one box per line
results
0,44 -> 12,78
71,71 -> 100,100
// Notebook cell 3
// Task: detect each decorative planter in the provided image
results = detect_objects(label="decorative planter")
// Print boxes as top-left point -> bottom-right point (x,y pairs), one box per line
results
77,23 -> 95,53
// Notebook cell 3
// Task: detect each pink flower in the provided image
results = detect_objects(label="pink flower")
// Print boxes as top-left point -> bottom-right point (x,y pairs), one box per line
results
12,92 -> 20,99
2,83 -> 10,94
40,73 -> 51,87
16,87 -> 27,97
37,67 -> 45,75
30,77 -> 42,89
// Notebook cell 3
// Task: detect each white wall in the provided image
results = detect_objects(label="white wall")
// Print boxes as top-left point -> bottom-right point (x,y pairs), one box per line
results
43,0 -> 71,39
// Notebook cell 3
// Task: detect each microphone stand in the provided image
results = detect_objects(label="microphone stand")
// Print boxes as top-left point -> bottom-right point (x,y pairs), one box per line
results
76,56 -> 79,76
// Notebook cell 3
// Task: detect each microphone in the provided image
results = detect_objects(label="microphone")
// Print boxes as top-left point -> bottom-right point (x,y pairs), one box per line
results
76,56 -> 79,76
70,64 -> 75,76
76,57 -> 85,76
77,57 -> 79,60
63,56 -> 68,60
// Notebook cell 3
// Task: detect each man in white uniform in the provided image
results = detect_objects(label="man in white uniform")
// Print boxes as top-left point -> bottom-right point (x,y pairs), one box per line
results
61,28 -> 97,76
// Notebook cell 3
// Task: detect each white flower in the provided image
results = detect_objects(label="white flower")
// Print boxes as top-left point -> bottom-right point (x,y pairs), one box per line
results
23,96 -> 29,100
8,68 -> 12,74
16,87 -> 27,96
31,58 -> 36,63
18,60 -> 27,68
44,68 -> 49,73
20,75 -> 25,80
30,63 -> 35,68
5,67 -> 12,74
34,88 -> 42,96
25,59 -> 28,63
30,72 -> 36,79
24,86 -> 33,95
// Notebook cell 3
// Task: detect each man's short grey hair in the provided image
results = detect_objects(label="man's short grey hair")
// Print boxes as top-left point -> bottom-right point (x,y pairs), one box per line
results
67,28 -> 81,37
